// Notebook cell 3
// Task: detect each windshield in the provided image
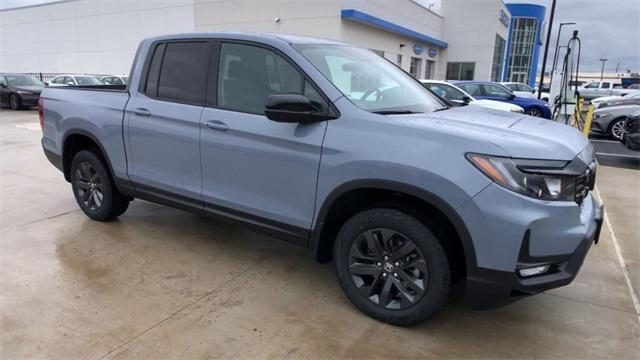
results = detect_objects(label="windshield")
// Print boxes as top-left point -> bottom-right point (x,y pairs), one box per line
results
76,76 -> 103,85
295,44 -> 443,114
5,75 -> 43,86
423,82 -> 470,101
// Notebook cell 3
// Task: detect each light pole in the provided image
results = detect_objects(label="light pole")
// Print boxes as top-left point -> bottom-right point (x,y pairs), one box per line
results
551,22 -> 576,75
599,58 -> 608,82
537,0 -> 556,100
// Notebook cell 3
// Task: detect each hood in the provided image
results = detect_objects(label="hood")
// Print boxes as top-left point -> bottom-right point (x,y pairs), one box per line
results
512,95 -> 547,106
12,85 -> 44,94
595,104 -> 640,115
390,106 -> 588,161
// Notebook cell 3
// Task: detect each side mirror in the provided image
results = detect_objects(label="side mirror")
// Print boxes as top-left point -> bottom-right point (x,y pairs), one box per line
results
508,93 -> 516,100
265,94 -> 334,123
462,95 -> 472,104
66,81 -> 75,86
44,82 -> 49,86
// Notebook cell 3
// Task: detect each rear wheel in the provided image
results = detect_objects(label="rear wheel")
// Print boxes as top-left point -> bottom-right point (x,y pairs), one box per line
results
70,150 -> 129,221
608,118 -> 626,140
9,94 -> 23,110
334,208 -> 450,326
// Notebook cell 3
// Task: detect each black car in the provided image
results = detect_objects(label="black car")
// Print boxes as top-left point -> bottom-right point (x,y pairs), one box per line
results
0,74 -> 45,110
621,113 -> 640,151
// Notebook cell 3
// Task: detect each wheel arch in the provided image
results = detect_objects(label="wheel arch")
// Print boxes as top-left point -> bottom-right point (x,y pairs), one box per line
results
607,116 -> 627,139
310,179 -> 477,281
61,129 -> 117,184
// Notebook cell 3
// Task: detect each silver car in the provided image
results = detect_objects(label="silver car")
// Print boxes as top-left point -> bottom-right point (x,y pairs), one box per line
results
591,104 -> 640,139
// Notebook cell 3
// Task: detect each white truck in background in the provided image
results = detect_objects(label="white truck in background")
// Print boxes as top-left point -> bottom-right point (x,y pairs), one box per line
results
579,81 -> 635,100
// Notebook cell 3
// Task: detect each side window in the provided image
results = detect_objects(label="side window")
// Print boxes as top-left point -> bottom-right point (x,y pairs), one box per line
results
218,43 -> 304,114
112,77 -> 124,85
459,84 -> 481,96
601,82 -> 610,89
63,76 -> 74,85
144,43 -> 166,97
303,80 -> 329,113
585,82 -> 599,89
157,42 -> 210,104
483,84 -> 511,98
51,77 -> 63,84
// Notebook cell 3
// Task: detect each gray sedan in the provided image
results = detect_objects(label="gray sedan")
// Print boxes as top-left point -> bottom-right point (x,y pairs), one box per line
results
591,104 -> 640,139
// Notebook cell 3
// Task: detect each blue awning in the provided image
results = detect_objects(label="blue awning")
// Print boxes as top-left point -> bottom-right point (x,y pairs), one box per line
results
341,9 -> 448,49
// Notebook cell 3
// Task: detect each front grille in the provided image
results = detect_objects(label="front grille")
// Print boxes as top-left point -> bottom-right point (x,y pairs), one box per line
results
575,162 -> 596,205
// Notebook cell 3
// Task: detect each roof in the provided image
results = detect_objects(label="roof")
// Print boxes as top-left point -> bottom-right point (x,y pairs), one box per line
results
144,32 -> 350,47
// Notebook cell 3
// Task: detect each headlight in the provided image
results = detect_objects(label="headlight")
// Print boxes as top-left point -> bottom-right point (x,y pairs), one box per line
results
510,108 -> 524,113
594,112 -> 609,119
466,153 -> 576,201
16,90 -> 33,95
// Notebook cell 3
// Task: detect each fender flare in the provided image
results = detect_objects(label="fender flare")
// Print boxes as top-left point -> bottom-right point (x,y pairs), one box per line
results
61,129 -> 119,185
310,179 -> 477,271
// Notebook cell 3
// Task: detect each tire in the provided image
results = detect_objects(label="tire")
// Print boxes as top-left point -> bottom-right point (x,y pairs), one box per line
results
525,107 -> 543,117
9,93 -> 23,110
334,208 -> 450,326
70,150 -> 129,221
608,118 -> 626,140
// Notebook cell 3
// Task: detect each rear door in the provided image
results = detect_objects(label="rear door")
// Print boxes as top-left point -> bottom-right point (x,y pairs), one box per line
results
199,41 -> 329,237
124,40 -> 212,204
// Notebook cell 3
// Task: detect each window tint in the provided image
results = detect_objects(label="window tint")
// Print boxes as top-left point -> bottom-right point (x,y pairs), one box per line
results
601,82 -> 610,88
52,77 -> 64,84
145,43 -> 165,96
584,82 -> 599,89
424,83 -> 466,101
446,62 -> 475,80
303,80 -> 329,113
157,42 -> 210,104
218,43 -> 304,114
63,76 -> 74,85
459,83 -> 481,96
483,84 -> 511,98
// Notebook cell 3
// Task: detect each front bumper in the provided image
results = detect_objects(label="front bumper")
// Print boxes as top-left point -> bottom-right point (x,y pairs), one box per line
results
19,93 -> 41,106
458,182 -> 603,310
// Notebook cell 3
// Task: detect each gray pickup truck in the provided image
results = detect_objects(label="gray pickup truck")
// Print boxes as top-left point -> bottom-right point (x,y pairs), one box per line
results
41,33 -> 603,326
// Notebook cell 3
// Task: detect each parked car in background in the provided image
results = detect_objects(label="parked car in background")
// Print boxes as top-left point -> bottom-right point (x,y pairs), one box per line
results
501,82 -> 550,102
621,111 -> 640,151
47,74 -> 104,86
591,104 -> 640,140
100,75 -> 128,85
0,73 -> 45,110
579,81 -> 635,100
454,81 -> 551,118
591,90 -> 640,109
41,32 -> 602,326
420,80 -> 523,113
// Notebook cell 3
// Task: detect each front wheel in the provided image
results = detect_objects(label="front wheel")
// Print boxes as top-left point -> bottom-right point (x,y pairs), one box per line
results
608,118 -> 626,140
525,107 -> 543,117
9,94 -> 23,110
70,150 -> 129,221
334,208 -> 450,326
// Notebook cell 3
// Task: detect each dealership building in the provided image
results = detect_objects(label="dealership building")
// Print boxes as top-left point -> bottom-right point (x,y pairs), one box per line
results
0,0 -> 545,84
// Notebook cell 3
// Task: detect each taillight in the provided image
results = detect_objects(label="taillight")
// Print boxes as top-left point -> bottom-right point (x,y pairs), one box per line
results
38,97 -> 44,130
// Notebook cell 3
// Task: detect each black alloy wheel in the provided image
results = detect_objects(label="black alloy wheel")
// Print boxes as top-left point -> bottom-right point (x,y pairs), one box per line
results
74,161 -> 104,211
9,94 -> 22,110
349,228 -> 428,309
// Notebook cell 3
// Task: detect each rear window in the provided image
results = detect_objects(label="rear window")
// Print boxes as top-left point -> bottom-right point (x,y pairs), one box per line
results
157,42 -> 210,104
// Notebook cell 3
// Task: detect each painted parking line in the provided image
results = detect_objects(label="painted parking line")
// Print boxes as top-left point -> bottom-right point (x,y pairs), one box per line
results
594,187 -> 640,322
595,152 -> 640,159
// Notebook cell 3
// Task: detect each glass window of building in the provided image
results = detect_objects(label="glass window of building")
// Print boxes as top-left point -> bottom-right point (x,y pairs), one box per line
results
491,35 -> 506,82
506,18 -> 537,84
446,62 -> 475,80
410,57 -> 422,78
425,60 -> 435,79
396,54 -> 403,67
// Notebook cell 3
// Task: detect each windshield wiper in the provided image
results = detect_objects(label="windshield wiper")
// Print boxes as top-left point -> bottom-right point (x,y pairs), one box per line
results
433,106 -> 451,112
372,110 -> 422,115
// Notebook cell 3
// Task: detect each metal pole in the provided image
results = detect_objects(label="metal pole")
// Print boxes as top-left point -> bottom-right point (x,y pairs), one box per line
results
599,58 -> 607,82
537,0 -> 556,99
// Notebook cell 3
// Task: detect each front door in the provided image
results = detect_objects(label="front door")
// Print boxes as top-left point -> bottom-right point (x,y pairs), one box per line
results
125,41 -> 212,202
199,42 -> 329,236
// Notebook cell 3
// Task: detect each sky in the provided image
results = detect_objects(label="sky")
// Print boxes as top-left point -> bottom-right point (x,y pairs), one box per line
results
2,0 -> 639,73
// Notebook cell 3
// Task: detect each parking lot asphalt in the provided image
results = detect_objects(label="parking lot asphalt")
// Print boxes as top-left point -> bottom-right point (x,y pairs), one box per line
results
1,109 -> 639,359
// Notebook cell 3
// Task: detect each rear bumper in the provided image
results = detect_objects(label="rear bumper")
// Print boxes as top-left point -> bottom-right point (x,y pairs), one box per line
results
466,202 -> 603,310
42,141 -> 63,172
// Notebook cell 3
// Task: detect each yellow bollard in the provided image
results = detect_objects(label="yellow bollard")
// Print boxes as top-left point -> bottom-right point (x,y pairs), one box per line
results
582,104 -> 594,138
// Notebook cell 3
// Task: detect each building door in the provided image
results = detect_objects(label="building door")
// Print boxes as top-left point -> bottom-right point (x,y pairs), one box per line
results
410,57 -> 422,78
511,71 -> 527,84
425,60 -> 435,79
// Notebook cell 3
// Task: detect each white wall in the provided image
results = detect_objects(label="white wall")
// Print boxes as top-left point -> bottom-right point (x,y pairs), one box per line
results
439,0 -> 510,80
194,0 -> 444,75
0,0 -> 195,74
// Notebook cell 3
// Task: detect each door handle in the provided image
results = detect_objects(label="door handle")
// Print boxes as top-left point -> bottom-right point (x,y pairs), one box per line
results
133,108 -> 151,117
204,120 -> 228,131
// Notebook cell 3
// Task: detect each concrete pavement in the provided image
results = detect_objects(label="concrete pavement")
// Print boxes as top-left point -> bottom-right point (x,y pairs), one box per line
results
1,109 -> 639,359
